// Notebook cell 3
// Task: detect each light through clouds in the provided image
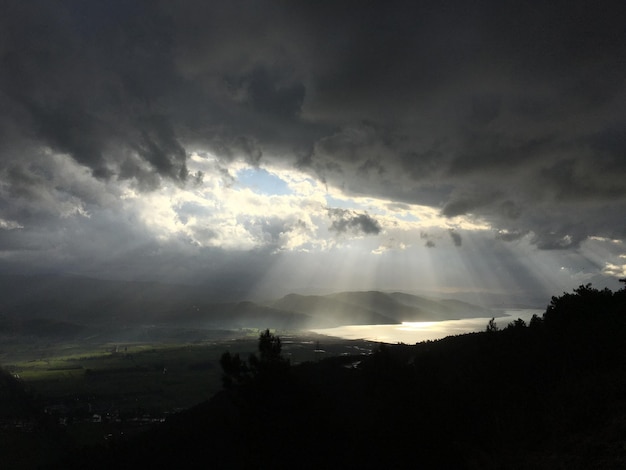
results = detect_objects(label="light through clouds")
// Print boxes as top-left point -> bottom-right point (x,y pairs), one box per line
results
65,150 -> 623,302
1,145 -> 624,302
135,152 -> 499,256
1,1 -> 625,304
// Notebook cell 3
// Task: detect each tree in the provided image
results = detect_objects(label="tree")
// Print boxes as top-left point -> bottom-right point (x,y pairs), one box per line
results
544,284 -> 616,331
220,329 -> 289,388
257,329 -> 283,363
529,313 -> 543,329
248,329 -> 289,378
507,318 -> 526,330
486,317 -> 498,333
219,351 -> 248,388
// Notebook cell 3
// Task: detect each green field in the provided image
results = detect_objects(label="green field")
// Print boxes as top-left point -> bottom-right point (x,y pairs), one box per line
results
0,333 -> 240,468
1,329 -> 374,415
1,329 -> 376,469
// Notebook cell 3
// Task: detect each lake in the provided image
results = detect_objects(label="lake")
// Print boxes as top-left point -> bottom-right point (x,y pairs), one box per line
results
311,309 -> 544,343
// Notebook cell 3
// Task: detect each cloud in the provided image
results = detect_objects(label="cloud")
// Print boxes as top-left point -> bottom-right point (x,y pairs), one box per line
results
441,190 -> 501,218
2,2 -> 624,233
0,1 -> 191,188
1,0 -> 626,301
531,233 -> 584,251
495,230 -> 528,243
0,219 -> 23,230
372,238 -> 408,255
602,259 -> 626,278
449,230 -> 462,247
602,254 -> 626,279
327,208 -> 382,236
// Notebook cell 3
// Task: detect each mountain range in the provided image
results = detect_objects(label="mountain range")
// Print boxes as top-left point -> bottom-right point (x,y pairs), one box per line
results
0,274 -> 495,335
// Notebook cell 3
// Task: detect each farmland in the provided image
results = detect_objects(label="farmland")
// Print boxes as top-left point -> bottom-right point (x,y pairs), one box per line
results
1,327 -> 377,468
1,328 -> 374,417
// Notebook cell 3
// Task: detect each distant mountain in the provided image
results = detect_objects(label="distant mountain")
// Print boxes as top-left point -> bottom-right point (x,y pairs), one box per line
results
0,274 -> 494,332
269,290 -> 493,327
268,293 -> 397,327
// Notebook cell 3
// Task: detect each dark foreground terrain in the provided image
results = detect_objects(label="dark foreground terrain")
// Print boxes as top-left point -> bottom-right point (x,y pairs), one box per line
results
3,284 -> 626,469
0,330 -> 376,469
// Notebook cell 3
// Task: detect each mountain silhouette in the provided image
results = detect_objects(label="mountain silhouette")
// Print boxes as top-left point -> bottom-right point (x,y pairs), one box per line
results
0,275 -> 493,333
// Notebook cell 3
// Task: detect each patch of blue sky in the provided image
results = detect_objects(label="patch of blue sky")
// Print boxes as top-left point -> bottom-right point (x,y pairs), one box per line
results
236,168 -> 292,196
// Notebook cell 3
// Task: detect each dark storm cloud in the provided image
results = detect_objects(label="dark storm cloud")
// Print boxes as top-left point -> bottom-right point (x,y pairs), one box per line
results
1,0 -> 188,189
327,208 -> 381,236
1,0 -> 626,257
532,233 -> 582,251
442,190 -> 499,218
240,67 -> 306,119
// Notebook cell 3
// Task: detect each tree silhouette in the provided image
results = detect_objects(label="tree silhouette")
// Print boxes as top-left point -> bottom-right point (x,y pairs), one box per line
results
220,329 -> 289,388
219,351 -> 248,388
529,313 -> 543,329
252,329 -> 284,365
507,318 -> 526,330
248,329 -> 290,379
544,283 -> 619,332
486,317 -> 498,333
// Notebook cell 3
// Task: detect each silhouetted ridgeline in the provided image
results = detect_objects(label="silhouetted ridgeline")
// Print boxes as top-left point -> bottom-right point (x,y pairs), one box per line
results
41,285 -> 626,468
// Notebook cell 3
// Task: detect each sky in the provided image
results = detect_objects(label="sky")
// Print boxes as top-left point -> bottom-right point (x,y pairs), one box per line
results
1,0 -> 625,304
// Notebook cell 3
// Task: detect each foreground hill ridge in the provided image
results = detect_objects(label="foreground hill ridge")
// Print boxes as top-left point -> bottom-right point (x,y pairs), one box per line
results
0,274 -> 494,333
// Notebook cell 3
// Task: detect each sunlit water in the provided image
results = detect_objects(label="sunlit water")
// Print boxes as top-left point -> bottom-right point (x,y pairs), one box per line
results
311,309 -> 543,343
